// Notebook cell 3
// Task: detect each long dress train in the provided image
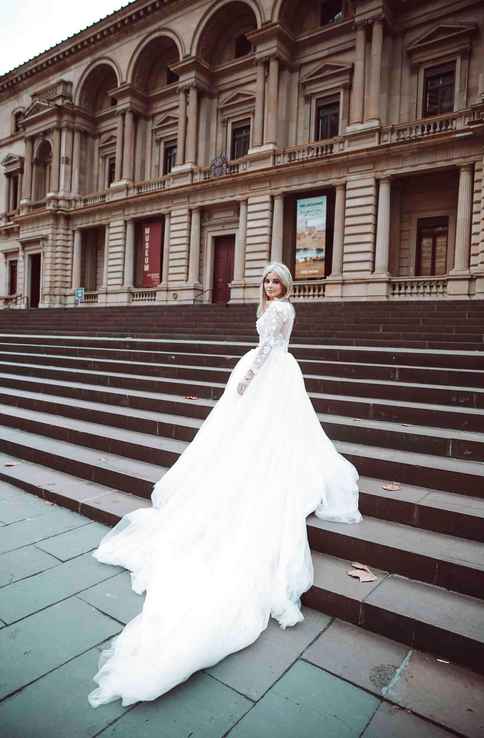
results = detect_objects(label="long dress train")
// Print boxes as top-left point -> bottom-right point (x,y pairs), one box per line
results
87,297 -> 361,708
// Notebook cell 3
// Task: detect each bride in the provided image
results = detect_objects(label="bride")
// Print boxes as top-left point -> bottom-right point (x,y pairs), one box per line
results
87,261 -> 362,708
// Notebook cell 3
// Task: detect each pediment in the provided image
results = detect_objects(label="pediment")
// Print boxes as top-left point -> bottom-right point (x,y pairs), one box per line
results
23,99 -> 51,119
219,91 -> 256,110
99,134 -> 117,146
1,153 -> 24,173
153,113 -> 178,130
408,23 -> 477,52
303,62 -> 353,84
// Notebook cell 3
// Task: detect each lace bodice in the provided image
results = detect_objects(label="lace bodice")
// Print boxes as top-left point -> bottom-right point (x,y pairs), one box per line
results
248,298 -> 295,376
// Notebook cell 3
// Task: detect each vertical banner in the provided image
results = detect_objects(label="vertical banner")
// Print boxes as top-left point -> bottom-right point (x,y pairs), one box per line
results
141,221 -> 162,287
295,195 -> 327,279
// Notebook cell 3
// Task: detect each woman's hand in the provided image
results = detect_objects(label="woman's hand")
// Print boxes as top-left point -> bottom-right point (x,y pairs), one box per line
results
237,369 -> 255,395
237,381 -> 248,395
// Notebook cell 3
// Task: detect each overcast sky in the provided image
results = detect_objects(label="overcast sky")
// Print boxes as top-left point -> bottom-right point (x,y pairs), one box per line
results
0,1 -> 132,76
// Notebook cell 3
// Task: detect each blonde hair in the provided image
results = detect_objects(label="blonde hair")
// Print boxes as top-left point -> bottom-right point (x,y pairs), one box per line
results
257,262 -> 293,318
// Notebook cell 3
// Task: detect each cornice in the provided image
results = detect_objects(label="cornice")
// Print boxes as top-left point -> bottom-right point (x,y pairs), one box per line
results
0,0 -> 184,100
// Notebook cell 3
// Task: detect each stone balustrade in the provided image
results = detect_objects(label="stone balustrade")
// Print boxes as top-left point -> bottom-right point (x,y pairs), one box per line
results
130,289 -> 157,302
292,280 -> 326,301
390,277 -> 448,299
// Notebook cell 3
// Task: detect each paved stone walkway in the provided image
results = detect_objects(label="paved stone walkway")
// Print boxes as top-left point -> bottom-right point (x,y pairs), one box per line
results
1,481 -> 483,738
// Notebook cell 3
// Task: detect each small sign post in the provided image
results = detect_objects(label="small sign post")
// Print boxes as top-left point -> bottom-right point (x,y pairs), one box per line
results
74,287 -> 85,306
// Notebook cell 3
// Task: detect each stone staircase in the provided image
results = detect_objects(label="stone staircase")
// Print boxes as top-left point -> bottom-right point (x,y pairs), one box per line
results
0,301 -> 483,677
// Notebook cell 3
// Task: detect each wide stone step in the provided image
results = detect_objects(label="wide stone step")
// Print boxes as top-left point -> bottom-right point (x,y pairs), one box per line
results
1,357 -> 483,409
2,372 -> 483,433
1,344 -> 482,388
1,386 -> 483,463
304,552 -> 484,675
307,515 -> 484,599
1,405 -> 483,505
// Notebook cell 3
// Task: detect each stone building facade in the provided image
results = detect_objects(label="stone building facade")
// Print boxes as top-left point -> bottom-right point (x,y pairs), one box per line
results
0,0 -> 483,309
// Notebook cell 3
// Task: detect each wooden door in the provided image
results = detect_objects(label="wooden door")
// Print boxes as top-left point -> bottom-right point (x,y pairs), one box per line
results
212,236 -> 235,304
30,253 -> 41,308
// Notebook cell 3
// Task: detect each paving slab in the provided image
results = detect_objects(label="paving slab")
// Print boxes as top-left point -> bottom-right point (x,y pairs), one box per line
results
0,506 -> 89,555
385,651 -> 484,738
0,544 -> 60,587
0,645 -> 131,738
78,571 -> 145,624
0,479 -> 30,501
35,521 -> 109,561
302,619 -> 409,696
362,702 -> 456,737
206,607 -> 331,701
0,493 -> 56,524
0,550 -> 122,623
97,671 -> 252,738
0,596 -> 121,700
228,659 -> 380,738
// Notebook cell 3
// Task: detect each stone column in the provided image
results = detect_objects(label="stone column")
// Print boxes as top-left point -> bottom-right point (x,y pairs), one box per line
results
331,183 -> 346,276
123,219 -> 135,288
115,114 -> 124,182
265,57 -> 280,145
122,110 -> 135,181
3,176 -> 9,215
374,177 -> 391,275
0,252 -> 6,296
102,224 -> 110,288
452,164 -> 474,273
271,194 -> 284,262
350,24 -> 366,125
161,212 -> 170,284
17,244 -> 25,302
71,128 -> 81,195
50,127 -> 61,193
234,199 -> 247,281
188,207 -> 201,283
59,126 -> 73,193
367,19 -> 384,122
253,60 -> 266,147
71,230 -> 82,289
21,138 -> 33,203
176,87 -> 187,166
186,85 -> 199,165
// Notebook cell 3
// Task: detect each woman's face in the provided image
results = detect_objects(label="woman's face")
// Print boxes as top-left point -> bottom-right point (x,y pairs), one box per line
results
263,271 -> 284,300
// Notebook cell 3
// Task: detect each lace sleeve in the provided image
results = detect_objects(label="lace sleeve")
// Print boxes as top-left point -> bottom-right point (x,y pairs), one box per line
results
244,301 -> 289,381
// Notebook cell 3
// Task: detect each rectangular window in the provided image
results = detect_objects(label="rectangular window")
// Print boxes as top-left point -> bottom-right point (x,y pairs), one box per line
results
107,156 -> 116,187
416,217 -> 449,276
315,97 -> 340,140
163,141 -> 177,175
7,174 -> 19,212
8,260 -> 17,295
423,63 -> 455,117
230,120 -> 250,160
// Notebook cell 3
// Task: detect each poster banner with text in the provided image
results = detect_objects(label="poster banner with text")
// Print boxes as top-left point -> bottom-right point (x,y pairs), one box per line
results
141,222 -> 162,288
295,196 -> 327,279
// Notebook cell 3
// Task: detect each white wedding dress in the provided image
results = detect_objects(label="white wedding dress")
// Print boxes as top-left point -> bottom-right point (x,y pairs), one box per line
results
87,297 -> 361,708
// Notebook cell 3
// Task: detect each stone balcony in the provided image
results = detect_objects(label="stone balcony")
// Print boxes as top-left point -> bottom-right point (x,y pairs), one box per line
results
2,106 -> 482,224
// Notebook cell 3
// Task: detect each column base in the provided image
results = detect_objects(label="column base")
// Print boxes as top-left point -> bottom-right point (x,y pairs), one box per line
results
166,282 -> 203,304
367,274 -> 391,298
447,271 -> 471,297
229,279 -> 260,303
109,181 -> 131,199
324,278 -> 344,299
247,145 -> 275,170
